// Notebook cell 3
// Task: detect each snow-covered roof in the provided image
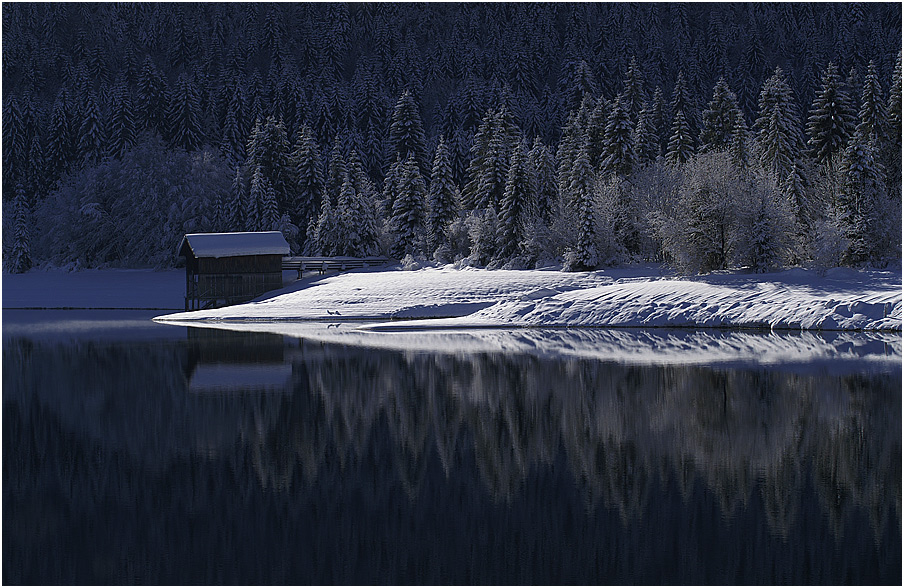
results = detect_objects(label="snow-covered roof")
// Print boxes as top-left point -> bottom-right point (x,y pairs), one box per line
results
178,232 -> 290,258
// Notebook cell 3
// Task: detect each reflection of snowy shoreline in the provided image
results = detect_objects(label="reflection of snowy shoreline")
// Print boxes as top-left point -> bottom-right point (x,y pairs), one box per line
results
160,320 -> 902,374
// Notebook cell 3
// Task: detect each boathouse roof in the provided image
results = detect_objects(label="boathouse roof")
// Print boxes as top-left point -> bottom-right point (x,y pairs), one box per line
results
178,231 -> 290,259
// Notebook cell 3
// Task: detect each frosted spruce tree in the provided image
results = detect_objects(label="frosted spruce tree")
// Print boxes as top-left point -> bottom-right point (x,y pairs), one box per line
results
338,173 -> 381,257
220,85 -> 247,163
107,81 -> 136,160
634,101 -> 661,167
9,184 -> 32,274
885,51 -> 902,201
699,78 -> 745,153
496,141 -> 533,262
806,63 -> 856,166
46,89 -> 78,184
387,90 -> 429,177
78,92 -> 105,165
245,116 -> 296,214
754,67 -> 804,183
137,56 -> 168,138
426,138 -> 460,255
310,189 -> 343,256
167,74 -> 203,151
856,60 -> 887,150
567,140 -> 598,271
600,95 -> 636,178
838,134 -> 886,264
527,138 -> 557,222
390,154 -> 427,258
463,106 -> 520,211
666,110 -> 694,165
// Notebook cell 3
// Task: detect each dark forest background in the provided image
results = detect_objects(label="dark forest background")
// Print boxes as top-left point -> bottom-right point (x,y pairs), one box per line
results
2,3 -> 901,272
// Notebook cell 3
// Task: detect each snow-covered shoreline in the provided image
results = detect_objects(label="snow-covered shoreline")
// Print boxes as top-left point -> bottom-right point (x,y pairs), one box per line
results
153,264 -> 903,333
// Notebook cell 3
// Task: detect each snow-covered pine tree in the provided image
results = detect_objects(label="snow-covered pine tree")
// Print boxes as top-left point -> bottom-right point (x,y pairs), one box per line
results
426,137 -> 460,254
137,56 -> 168,138
699,78 -> 745,153
885,51 -> 902,201
567,139 -> 598,271
246,165 -> 268,232
387,90 -> 429,177
463,108 -> 515,211
227,166 -> 246,231
245,116 -> 296,215
856,60 -> 887,150
634,101 -> 661,167
496,140 -> 533,261
754,67 -> 804,183
670,71 -> 696,142
107,81 -> 136,159
730,112 -> 752,168
390,154 -> 428,258
220,85 -> 247,163
167,73 -> 203,151
666,110 -> 694,165
838,135 -> 886,264
338,172 -> 381,257
289,125 -> 324,245
9,184 -> 32,274
585,97 -> 609,169
527,138 -> 557,222
311,188 -> 343,256
78,91 -> 105,165
622,56 -> 646,124
806,63 -> 856,165
600,94 -> 636,178
260,174 -> 279,231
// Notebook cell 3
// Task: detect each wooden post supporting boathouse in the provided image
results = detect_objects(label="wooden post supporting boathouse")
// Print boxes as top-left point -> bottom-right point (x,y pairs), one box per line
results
179,231 -> 290,310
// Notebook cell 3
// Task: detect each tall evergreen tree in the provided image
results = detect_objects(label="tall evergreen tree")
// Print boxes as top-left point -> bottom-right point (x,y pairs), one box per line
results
754,67 -> 804,183
884,51 -> 902,200
621,56 -> 646,124
699,78 -> 745,153
387,90 -> 429,177
806,63 -> 856,165
666,110 -> 694,165
568,139 -> 598,271
107,81 -> 136,159
290,125 -> 324,246
9,184 -> 32,273
227,166 -> 246,231
600,95 -> 636,178
220,85 -> 247,163
496,141 -> 533,260
426,138 -> 460,253
856,60 -> 887,149
137,56 -> 168,138
46,88 -> 78,183
462,108 -> 517,210
245,116 -> 296,215
527,138 -> 557,222
391,154 -> 428,258
167,73 -> 203,151
838,138 -> 885,263
635,101 -> 661,167
77,91 -> 105,165
338,172 -> 381,257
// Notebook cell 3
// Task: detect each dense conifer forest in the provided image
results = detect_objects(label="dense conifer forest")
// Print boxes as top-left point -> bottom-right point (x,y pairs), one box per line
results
2,3 -> 901,272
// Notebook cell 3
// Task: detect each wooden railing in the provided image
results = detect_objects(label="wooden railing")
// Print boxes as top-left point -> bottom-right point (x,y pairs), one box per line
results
281,256 -> 395,277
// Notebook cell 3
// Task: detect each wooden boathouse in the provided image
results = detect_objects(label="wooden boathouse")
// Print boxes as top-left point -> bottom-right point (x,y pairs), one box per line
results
179,231 -> 290,310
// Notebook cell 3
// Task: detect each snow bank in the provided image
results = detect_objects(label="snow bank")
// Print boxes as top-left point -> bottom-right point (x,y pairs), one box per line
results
156,265 -> 614,321
155,264 -> 902,333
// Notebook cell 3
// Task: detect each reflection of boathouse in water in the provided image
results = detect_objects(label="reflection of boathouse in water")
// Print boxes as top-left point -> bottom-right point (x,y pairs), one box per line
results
185,327 -> 291,394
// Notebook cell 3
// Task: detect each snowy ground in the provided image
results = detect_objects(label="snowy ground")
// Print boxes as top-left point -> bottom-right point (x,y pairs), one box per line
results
155,264 -> 902,333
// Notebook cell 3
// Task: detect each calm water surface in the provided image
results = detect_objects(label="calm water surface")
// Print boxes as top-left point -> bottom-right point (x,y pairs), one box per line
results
3,311 -> 901,584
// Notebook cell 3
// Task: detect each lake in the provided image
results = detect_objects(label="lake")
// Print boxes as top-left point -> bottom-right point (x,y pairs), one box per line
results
3,310 -> 901,584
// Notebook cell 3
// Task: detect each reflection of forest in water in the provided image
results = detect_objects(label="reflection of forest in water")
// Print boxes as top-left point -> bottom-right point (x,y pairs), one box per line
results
3,327 -> 901,584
